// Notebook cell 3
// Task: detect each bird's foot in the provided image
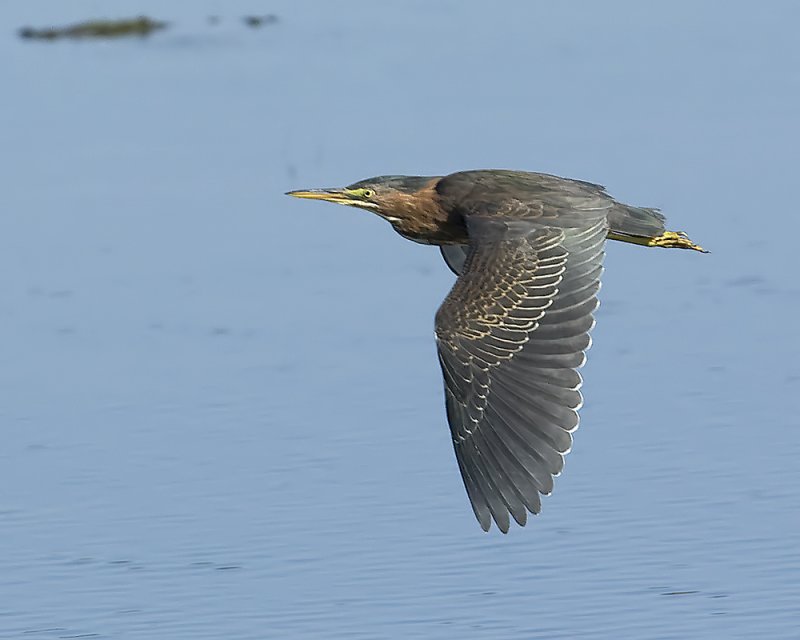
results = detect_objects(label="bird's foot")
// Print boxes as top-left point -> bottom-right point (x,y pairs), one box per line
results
648,230 -> 708,253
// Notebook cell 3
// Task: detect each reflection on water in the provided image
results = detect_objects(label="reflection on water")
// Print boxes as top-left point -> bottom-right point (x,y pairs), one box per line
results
2,1 -> 799,638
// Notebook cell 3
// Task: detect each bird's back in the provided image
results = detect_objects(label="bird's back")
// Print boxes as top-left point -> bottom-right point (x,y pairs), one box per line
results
436,169 -> 667,239
435,170 -> 614,228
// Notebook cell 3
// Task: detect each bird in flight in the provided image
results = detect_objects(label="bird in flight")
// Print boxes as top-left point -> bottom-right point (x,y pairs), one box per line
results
287,169 -> 706,532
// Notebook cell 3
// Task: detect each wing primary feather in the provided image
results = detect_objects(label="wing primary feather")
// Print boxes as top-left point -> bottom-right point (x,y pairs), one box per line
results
472,429 -> 529,527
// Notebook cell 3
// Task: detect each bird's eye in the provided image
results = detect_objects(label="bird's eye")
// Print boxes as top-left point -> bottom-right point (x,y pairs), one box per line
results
361,189 -> 374,199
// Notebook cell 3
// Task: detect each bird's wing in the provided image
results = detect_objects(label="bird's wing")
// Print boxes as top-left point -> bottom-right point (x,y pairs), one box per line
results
440,244 -> 470,275
435,215 -> 608,532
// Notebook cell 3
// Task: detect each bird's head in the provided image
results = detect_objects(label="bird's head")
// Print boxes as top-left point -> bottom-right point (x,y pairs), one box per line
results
286,175 -> 437,225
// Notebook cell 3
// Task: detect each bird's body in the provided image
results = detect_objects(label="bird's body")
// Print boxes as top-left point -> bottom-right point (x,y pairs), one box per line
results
288,169 -> 706,532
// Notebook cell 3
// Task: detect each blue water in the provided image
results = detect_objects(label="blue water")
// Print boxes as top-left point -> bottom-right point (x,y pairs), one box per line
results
2,1 -> 799,638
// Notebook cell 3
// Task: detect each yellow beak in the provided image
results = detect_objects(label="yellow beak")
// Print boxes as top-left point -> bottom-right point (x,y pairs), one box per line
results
285,188 -> 352,204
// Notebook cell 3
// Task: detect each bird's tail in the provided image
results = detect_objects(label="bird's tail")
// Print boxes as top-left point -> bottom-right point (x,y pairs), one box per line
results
608,203 -> 666,238
607,203 -> 707,252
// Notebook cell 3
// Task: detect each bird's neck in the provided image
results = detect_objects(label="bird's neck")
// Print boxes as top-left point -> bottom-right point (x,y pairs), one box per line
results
385,179 -> 469,245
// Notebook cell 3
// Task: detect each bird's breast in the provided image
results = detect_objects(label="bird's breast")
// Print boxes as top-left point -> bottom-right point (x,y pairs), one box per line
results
392,219 -> 469,245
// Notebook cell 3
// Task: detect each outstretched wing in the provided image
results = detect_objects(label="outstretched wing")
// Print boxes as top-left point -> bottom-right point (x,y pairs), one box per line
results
435,216 -> 607,532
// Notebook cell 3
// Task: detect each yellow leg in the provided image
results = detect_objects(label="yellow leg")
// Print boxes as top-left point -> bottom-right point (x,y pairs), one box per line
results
607,230 -> 708,253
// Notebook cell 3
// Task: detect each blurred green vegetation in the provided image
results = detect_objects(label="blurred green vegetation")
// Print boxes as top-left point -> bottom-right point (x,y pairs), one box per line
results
17,14 -> 280,41
19,16 -> 168,40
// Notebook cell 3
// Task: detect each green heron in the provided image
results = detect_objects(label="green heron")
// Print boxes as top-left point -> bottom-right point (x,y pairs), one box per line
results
287,169 -> 706,533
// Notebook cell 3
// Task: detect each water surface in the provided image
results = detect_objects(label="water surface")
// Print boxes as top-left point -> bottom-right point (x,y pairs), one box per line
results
2,1 -> 799,638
